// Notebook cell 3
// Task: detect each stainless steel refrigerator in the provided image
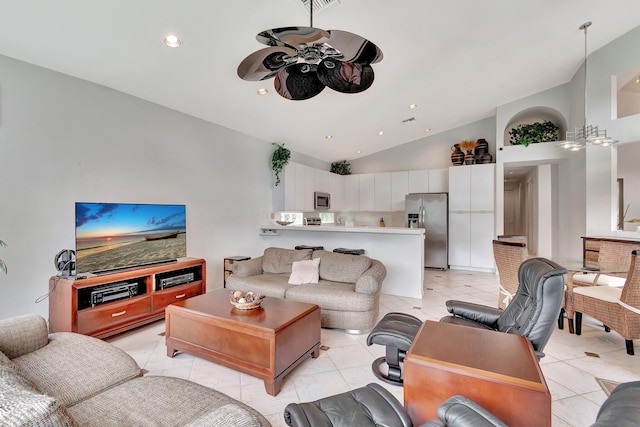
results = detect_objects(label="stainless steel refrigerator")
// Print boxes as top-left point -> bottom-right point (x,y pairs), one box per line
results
405,193 -> 448,269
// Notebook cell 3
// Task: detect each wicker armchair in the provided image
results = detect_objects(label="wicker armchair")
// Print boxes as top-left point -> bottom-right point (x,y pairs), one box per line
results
563,240 -> 640,333
496,235 -> 528,245
492,239 -> 528,309
573,250 -> 640,355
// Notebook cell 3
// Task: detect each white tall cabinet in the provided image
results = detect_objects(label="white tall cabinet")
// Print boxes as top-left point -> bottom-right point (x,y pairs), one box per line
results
448,164 -> 495,271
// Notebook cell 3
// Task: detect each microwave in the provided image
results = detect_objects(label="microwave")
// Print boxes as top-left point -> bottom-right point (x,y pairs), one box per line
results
314,192 -> 331,210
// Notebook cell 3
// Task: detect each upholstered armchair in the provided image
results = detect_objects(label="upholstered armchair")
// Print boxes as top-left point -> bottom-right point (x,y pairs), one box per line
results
441,257 -> 566,359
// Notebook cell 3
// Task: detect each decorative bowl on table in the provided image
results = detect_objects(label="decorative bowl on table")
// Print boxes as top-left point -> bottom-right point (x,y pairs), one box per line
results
276,220 -> 294,226
230,290 -> 264,310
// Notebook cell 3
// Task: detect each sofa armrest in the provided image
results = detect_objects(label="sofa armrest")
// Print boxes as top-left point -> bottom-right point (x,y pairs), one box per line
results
232,256 -> 264,276
0,314 -> 49,359
355,259 -> 387,295
445,301 -> 502,327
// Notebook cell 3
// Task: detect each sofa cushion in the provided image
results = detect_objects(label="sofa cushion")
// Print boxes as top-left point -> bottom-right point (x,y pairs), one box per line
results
288,258 -> 320,285
226,273 -> 293,298
285,281 -> 376,312
312,250 -> 372,283
13,332 -> 142,408
0,350 -> 77,426
0,314 -> 49,359
67,375 -> 269,427
262,247 -> 312,274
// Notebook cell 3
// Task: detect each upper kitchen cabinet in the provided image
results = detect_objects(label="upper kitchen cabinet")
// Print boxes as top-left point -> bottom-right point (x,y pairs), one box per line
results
408,169 -> 429,193
359,173 -> 375,211
343,174 -> 360,211
391,171 -> 409,211
374,172 -> 392,211
448,164 -> 494,211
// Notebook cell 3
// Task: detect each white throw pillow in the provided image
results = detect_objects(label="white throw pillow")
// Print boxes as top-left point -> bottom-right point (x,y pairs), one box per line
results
288,258 -> 320,285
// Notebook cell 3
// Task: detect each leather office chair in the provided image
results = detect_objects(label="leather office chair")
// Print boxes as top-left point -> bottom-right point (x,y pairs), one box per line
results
441,257 -> 567,359
366,257 -> 565,388
283,382 -> 507,427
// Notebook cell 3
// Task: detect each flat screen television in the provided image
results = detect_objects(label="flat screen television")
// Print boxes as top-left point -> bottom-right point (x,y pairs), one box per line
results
75,202 -> 187,275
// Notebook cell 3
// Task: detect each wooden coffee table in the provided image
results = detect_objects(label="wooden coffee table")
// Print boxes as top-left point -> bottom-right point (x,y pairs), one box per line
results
165,289 -> 321,396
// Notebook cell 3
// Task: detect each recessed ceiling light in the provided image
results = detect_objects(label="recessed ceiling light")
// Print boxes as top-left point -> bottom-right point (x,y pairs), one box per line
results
424,128 -> 432,132
325,135 -> 333,140
356,150 -> 362,154
378,131 -> 384,136
163,34 -> 182,48
257,88 -> 268,95
409,104 -> 418,109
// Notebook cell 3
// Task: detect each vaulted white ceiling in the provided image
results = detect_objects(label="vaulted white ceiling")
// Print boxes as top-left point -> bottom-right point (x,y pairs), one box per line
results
1,0 -> 639,162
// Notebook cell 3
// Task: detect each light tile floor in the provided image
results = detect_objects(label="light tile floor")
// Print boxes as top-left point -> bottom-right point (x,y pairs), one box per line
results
108,269 -> 640,427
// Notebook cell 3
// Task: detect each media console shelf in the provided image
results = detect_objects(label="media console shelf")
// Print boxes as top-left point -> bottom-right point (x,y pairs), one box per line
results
49,257 -> 206,339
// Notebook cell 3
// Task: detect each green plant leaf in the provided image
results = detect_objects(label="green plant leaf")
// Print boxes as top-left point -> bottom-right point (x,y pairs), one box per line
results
271,143 -> 291,186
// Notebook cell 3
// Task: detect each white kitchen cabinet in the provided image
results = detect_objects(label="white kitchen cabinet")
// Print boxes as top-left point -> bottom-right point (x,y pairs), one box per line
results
470,212 -> 495,268
448,164 -> 495,271
303,164 -> 315,211
391,171 -> 409,211
408,169 -> 429,193
428,168 -> 448,193
343,174 -> 360,211
448,166 -> 471,210
330,172 -> 344,211
374,172 -> 392,211
470,163 -> 495,211
359,173 -> 375,211
448,211 -> 471,266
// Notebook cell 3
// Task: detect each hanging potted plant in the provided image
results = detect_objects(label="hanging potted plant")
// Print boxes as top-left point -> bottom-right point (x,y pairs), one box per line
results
330,160 -> 351,175
509,120 -> 559,147
271,142 -> 291,186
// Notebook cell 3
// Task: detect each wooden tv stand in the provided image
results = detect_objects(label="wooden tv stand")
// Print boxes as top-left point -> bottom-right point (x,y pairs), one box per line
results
49,257 -> 206,339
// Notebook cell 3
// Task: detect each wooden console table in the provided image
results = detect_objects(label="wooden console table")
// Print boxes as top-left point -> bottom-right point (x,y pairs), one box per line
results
404,321 -> 550,427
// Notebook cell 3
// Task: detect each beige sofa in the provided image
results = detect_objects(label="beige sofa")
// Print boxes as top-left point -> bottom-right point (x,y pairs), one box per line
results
226,247 -> 387,332
0,314 -> 270,427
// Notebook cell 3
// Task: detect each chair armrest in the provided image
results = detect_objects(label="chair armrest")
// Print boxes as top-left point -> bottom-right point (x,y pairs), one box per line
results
445,300 -> 502,327
428,395 -> 508,427
355,259 -> 387,295
231,256 -> 263,276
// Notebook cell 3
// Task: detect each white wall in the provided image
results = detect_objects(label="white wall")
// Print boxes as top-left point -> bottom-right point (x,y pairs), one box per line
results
349,117 -> 496,174
0,55 -> 275,319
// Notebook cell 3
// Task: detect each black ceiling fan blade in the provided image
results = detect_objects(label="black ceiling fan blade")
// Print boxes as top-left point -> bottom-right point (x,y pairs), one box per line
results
256,27 -> 330,49
274,64 -> 325,100
326,30 -> 383,64
317,60 -> 375,94
237,46 -> 298,81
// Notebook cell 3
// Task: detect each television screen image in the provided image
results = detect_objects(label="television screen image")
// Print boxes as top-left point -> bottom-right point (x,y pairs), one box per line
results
75,202 -> 187,274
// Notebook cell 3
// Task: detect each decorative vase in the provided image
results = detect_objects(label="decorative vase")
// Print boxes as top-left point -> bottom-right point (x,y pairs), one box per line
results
475,138 -> 489,156
480,153 -> 493,164
464,151 -> 475,165
450,144 -> 464,166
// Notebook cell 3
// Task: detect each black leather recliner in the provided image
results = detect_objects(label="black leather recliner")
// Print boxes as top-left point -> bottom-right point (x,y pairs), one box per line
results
283,383 -> 507,427
440,257 -> 567,359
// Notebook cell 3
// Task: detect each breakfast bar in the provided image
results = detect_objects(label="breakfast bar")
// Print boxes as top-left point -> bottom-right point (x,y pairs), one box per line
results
258,224 -> 425,299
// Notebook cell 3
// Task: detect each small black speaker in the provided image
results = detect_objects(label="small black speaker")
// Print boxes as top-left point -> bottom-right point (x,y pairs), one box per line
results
54,249 -> 76,277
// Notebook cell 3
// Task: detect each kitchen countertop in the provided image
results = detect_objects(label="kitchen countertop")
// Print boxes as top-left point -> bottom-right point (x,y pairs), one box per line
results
260,224 -> 424,235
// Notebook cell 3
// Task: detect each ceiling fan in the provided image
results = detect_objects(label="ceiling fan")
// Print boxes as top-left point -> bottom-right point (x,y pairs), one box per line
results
237,1 -> 383,100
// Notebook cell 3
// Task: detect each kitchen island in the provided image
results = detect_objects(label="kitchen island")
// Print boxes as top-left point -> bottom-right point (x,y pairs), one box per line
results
259,224 -> 425,299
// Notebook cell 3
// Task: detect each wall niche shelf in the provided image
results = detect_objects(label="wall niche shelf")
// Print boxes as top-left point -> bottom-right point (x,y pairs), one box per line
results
503,107 -> 566,148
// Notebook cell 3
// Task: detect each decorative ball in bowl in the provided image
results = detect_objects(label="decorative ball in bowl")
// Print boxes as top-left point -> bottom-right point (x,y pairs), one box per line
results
230,290 -> 265,310
276,220 -> 294,226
